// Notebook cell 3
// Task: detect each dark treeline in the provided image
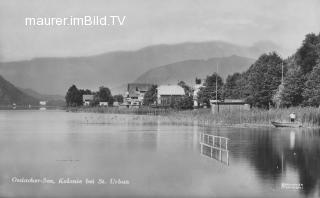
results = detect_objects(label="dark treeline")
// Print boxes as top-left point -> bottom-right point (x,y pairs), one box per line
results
199,32 -> 320,109
65,85 -> 123,107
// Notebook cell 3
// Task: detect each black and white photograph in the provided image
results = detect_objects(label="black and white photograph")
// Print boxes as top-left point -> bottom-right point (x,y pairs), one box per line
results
0,0 -> 320,197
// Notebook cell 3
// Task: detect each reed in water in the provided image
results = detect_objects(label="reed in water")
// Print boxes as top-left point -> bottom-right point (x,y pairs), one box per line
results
70,106 -> 320,128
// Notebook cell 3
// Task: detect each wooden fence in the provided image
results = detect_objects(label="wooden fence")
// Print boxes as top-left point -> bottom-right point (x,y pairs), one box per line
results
199,133 -> 230,165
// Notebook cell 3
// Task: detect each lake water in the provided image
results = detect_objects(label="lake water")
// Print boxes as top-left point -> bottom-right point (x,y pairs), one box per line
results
0,110 -> 319,198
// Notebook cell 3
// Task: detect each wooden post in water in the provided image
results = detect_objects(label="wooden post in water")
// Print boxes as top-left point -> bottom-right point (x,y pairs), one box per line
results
219,137 -> 222,161
225,138 -> 228,150
215,63 -> 219,113
240,106 -> 242,124
227,150 -> 229,166
213,136 -> 215,147
226,138 -> 229,165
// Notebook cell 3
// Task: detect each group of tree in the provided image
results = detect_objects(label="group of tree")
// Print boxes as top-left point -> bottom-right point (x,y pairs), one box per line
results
244,52 -> 284,108
177,81 -> 193,96
65,85 -> 114,107
281,33 -> 320,107
197,73 -> 224,107
143,85 -> 158,106
65,85 -> 83,106
176,81 -> 194,109
219,32 -> 320,108
218,52 -> 285,108
113,94 -> 124,103
96,86 -> 113,105
173,95 -> 194,110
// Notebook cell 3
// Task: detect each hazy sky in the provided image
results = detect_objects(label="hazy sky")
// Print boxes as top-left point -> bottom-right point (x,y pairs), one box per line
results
0,0 -> 319,61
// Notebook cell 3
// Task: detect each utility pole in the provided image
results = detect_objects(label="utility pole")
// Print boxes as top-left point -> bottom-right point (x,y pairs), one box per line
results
281,61 -> 284,85
216,63 -> 219,113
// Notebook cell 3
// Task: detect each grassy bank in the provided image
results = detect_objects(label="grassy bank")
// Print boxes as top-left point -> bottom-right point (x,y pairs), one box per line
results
67,106 -> 320,128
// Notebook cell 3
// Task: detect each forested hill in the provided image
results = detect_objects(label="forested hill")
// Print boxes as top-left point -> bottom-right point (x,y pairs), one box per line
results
0,75 -> 38,105
135,55 -> 255,85
222,32 -> 320,108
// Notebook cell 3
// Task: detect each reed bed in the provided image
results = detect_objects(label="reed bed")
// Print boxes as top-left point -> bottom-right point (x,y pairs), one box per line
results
69,106 -> 320,128
69,106 -> 171,115
166,107 -> 320,127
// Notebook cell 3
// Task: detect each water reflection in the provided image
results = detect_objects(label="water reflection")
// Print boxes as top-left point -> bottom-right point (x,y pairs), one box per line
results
283,129 -> 320,196
290,131 -> 295,149
225,128 -> 320,196
1,111 -> 320,197
199,133 -> 229,165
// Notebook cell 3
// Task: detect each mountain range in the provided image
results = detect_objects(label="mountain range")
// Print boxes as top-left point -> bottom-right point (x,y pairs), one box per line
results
0,75 -> 38,105
0,40 -> 283,95
134,55 -> 255,85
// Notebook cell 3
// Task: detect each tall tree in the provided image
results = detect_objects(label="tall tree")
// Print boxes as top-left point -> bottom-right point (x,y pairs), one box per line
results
79,89 -> 92,95
178,81 -> 193,96
65,85 -> 82,107
174,96 -> 194,110
195,78 -> 202,85
272,83 -> 284,108
223,72 -> 242,99
303,64 -> 320,106
97,86 -> 113,105
197,73 -> 223,107
245,52 -> 284,108
295,33 -> 320,74
280,65 -> 305,107
143,85 -> 157,105
113,94 -> 124,103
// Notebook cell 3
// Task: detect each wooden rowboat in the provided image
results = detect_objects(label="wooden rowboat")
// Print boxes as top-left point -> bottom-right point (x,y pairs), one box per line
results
271,121 -> 302,128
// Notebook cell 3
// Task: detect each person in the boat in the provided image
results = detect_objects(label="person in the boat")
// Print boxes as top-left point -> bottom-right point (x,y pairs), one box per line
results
289,112 -> 296,123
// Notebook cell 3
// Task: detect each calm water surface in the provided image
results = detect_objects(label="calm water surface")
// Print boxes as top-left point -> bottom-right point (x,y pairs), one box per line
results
0,110 -> 319,198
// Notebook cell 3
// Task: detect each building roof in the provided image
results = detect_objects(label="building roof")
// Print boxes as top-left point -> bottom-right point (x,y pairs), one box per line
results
127,83 -> 154,97
157,85 -> 185,96
224,99 -> 245,103
210,99 -> 246,105
83,94 -> 94,101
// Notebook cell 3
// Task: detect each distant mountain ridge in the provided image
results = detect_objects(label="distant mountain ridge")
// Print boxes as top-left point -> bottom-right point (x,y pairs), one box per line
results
134,55 -> 255,85
0,75 -> 38,105
0,40 -> 282,95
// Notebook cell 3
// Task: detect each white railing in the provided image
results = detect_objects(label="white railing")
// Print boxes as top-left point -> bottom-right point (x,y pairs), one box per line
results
199,133 -> 229,165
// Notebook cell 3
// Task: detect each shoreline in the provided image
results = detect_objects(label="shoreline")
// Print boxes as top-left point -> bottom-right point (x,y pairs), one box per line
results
66,106 -> 320,129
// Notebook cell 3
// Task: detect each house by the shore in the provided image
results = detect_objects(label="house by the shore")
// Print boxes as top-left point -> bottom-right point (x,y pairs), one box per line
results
210,99 -> 250,113
83,94 -> 94,106
39,101 -> 47,106
193,78 -> 205,107
99,102 -> 108,106
125,83 -> 154,105
157,85 -> 185,106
